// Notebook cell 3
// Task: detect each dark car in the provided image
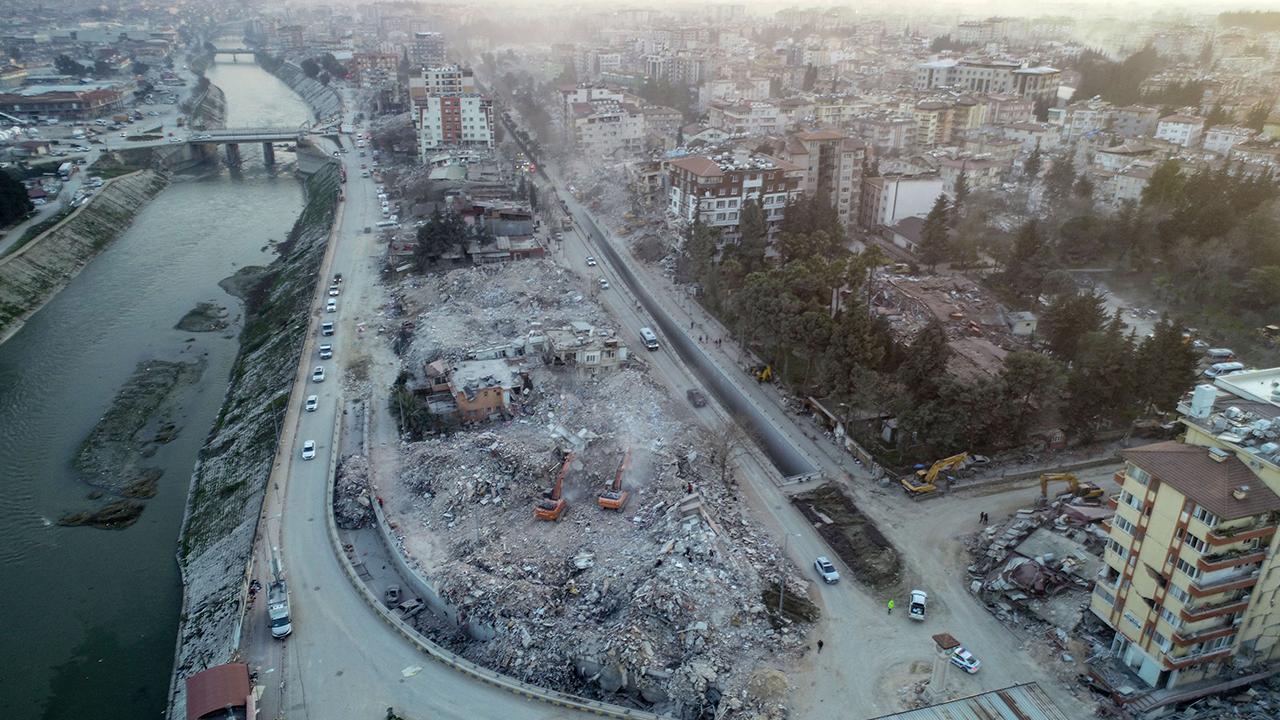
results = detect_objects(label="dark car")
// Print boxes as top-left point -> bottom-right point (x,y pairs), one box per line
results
686,389 -> 707,407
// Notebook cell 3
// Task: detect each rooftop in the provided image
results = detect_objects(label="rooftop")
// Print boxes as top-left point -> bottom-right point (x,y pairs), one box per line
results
1123,441 -> 1280,520
1159,114 -> 1204,125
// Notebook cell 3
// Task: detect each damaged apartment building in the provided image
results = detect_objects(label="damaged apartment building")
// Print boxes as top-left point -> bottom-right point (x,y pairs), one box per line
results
415,322 -> 631,423
1088,368 -> 1280,698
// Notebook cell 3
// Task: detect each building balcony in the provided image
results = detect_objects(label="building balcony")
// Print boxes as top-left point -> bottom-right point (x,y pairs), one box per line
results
1164,647 -> 1233,670
1172,622 -> 1239,646
1196,548 -> 1267,573
1206,522 -> 1277,547
1107,495 -> 1119,510
1180,597 -> 1251,623
1189,570 -> 1260,598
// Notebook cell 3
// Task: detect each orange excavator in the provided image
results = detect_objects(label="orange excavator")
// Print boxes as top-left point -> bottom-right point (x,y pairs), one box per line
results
535,452 -> 573,521
598,448 -> 632,511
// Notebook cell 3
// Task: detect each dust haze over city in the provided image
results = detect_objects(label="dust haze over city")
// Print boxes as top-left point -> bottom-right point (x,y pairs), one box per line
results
3,1 -> 1280,719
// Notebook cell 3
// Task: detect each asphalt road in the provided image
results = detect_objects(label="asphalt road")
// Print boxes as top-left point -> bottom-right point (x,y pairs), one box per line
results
251,110 -> 594,720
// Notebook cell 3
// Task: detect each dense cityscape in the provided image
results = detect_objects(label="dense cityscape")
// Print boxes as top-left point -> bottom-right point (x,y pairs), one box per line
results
3,2 -> 1280,720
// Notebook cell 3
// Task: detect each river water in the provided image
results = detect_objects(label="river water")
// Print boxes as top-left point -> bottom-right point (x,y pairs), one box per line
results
0,59 -> 311,720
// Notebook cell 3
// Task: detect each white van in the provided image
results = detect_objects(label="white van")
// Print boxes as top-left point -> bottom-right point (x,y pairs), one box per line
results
639,327 -> 659,350
1205,361 -> 1245,378
1205,348 -> 1236,362
376,220 -> 398,229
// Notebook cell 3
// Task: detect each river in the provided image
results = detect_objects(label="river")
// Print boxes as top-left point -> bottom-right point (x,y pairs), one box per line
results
0,59 -> 311,720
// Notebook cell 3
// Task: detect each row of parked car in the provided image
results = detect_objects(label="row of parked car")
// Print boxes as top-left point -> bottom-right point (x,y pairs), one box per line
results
300,274 -> 343,461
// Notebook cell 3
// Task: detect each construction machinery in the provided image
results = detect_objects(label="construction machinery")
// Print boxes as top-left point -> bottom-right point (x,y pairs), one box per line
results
747,364 -> 773,383
535,452 -> 573,521
900,452 -> 969,496
598,448 -> 631,511
1039,472 -> 1103,502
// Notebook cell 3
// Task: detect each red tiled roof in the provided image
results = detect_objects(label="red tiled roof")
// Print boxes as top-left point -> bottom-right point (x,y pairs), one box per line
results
669,155 -> 723,177
1122,441 -> 1280,520
185,663 -> 250,720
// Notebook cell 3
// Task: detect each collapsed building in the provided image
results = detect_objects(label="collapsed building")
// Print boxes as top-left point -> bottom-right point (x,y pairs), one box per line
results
375,260 -> 814,718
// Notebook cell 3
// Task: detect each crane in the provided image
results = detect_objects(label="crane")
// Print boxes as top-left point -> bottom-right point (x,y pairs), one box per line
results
535,452 -> 573,521
598,448 -> 632,511
901,452 -> 969,496
1039,472 -> 1103,502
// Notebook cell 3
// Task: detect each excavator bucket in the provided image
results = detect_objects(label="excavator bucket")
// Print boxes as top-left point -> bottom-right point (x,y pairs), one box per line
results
598,448 -> 632,510
535,453 -> 574,521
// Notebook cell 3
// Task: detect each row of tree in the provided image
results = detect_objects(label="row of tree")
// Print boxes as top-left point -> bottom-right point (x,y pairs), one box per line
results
0,171 -> 34,227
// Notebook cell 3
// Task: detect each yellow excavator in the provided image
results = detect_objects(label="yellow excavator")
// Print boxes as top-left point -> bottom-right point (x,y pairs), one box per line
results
1039,472 -> 1103,502
901,452 -> 969,496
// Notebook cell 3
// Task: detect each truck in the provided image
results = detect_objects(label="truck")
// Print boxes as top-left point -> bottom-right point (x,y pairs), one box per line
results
112,113 -> 130,123
58,161 -> 74,180
266,552 -> 293,639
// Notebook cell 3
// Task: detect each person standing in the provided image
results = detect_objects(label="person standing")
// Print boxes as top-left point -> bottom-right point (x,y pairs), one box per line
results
887,599 -> 895,615
817,639 -> 824,653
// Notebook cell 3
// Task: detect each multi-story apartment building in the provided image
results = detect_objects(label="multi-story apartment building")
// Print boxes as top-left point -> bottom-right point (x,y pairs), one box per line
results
848,114 -> 915,154
417,94 -> 495,155
1090,369 -> 1280,690
913,101 -> 954,148
410,31 -> 446,68
350,53 -> 399,88
858,172 -> 944,229
419,65 -> 475,96
1155,114 -> 1206,148
915,58 -> 1061,102
558,85 -> 624,136
781,130 -> 865,230
568,98 -> 645,158
667,150 -> 803,241
1202,126 -> 1256,156
707,100 -> 782,136
1113,105 -> 1161,138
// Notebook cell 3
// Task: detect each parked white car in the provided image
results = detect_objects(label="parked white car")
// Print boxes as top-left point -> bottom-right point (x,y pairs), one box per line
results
312,366 -> 325,382
813,556 -> 840,584
909,589 -> 927,621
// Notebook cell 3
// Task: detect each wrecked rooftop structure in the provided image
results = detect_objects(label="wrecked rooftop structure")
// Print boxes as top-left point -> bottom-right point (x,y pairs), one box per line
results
375,259 -> 814,717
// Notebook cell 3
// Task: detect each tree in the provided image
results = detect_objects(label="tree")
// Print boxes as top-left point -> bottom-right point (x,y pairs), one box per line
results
676,217 -> 716,284
1024,145 -> 1043,178
1244,102 -> 1271,131
1044,154 -> 1076,206
1003,220 -> 1053,301
1141,159 -> 1184,206
1063,313 -> 1137,441
950,171 -> 969,227
822,302 -> 884,399
1073,174 -> 1094,200
802,63 -> 818,92
1134,318 -> 1198,413
300,57 -> 320,78
918,194 -> 950,270
896,319 -> 951,403
735,200 -> 768,274
0,170 -> 34,225
1204,104 -> 1231,127
997,351 -> 1064,443
526,179 -> 538,212
1040,290 -> 1107,361
1242,266 -> 1280,310
55,54 -> 86,77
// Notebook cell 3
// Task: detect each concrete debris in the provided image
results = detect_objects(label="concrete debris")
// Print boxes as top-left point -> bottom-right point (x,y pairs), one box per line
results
334,454 -> 373,529
380,257 -> 809,718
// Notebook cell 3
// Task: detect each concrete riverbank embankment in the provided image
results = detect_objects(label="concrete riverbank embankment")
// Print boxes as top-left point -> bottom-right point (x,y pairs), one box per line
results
167,161 -> 340,717
0,170 -> 169,346
256,53 -> 343,120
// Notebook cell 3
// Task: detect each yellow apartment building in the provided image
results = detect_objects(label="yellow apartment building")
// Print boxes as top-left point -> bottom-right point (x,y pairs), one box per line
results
1090,368 -> 1280,689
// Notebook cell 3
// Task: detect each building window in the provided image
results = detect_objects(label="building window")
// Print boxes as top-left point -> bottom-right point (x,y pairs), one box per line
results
1159,606 -> 1182,629
1176,557 -> 1201,580
1192,506 -> 1220,528
1119,490 -> 1144,512
1114,516 -> 1138,537
1129,466 -> 1152,486
1095,586 -> 1116,608
1184,533 -> 1207,553
1168,584 -> 1191,604
1123,610 -> 1143,629
1107,538 -> 1129,560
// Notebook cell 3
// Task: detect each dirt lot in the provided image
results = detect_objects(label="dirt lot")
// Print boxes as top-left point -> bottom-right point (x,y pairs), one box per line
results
791,484 -> 903,595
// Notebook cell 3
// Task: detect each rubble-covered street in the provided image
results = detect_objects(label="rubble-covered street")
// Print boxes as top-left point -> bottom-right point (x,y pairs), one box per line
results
359,259 -> 816,718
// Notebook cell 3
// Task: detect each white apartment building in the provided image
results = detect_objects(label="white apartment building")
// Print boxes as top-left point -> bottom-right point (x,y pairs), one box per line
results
1202,126 -> 1256,156
569,99 -> 645,158
915,58 -> 1061,102
417,94 -> 495,155
1155,115 -> 1206,148
666,151 -> 803,241
558,85 -> 624,137
707,100 -> 781,136
858,173 -> 945,229
781,130 -> 865,230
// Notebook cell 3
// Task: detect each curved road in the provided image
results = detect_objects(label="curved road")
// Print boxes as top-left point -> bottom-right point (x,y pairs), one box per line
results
252,113 -> 593,720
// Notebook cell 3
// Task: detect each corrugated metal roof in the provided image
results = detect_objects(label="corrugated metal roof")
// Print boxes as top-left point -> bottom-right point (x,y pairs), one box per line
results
868,682 -> 1071,720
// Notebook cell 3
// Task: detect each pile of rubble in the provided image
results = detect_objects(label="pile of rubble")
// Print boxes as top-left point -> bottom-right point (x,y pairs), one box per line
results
871,273 -> 1021,381
395,260 -> 615,371
379,259 -> 813,718
333,454 -> 373,530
